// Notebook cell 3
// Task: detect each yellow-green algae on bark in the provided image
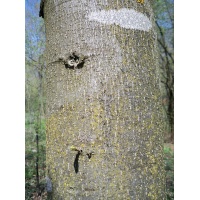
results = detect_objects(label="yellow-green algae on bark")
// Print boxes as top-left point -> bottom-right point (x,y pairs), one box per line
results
43,0 -> 166,199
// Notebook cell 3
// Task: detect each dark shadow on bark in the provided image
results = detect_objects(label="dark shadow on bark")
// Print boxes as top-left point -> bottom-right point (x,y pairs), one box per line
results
74,151 -> 82,173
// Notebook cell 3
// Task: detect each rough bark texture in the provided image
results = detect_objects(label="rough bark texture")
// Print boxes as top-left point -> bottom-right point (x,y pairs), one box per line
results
42,0 -> 165,199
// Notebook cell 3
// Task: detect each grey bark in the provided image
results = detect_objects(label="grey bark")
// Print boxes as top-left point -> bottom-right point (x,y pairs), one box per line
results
41,0 -> 165,199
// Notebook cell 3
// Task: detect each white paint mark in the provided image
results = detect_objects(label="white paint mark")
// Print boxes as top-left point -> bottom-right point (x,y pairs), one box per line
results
88,8 -> 152,31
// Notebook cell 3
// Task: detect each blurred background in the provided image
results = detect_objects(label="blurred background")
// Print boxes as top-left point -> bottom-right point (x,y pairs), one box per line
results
25,0 -> 174,199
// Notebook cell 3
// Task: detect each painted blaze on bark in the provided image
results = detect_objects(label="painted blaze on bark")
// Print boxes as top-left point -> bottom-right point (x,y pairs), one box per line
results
41,0 -> 165,199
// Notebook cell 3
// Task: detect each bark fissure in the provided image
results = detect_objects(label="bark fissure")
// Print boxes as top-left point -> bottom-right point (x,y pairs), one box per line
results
74,150 -> 81,174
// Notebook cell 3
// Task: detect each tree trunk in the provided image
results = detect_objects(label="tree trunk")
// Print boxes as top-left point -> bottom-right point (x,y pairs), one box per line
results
41,0 -> 165,199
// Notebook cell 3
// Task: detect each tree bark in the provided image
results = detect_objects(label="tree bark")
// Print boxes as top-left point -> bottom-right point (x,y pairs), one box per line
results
41,0 -> 165,199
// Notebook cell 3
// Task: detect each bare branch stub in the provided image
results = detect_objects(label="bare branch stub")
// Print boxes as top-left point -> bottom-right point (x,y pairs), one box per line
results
59,51 -> 88,69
